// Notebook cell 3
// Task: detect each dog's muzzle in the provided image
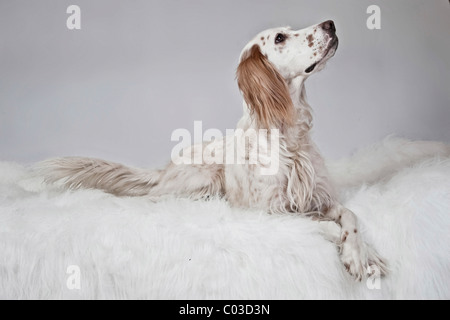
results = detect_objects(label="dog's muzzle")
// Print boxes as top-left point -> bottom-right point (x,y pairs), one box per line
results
319,20 -> 336,35
305,20 -> 338,74
320,20 -> 338,50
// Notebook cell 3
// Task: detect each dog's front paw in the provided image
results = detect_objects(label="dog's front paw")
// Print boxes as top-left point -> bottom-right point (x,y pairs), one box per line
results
365,245 -> 389,277
340,231 -> 388,281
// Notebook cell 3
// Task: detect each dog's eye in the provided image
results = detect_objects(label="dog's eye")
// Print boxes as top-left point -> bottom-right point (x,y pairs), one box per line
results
274,33 -> 286,44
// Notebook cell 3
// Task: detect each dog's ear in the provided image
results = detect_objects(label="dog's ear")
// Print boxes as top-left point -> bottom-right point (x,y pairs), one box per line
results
237,45 -> 294,129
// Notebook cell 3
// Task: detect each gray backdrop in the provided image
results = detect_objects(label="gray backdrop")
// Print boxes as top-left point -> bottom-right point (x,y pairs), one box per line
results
1,0 -> 449,167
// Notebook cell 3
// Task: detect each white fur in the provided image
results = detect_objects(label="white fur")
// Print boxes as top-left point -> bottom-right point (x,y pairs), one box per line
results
37,22 -> 386,279
1,137 -> 449,299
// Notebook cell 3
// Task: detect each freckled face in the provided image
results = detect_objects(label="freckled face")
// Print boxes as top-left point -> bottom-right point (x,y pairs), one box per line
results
241,22 -> 338,80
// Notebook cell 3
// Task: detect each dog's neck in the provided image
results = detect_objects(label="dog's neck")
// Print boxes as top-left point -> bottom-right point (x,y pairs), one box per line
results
239,76 -> 313,135
288,76 -> 313,137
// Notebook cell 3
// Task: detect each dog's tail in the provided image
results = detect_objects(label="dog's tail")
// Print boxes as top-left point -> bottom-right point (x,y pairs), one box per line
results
35,157 -> 162,197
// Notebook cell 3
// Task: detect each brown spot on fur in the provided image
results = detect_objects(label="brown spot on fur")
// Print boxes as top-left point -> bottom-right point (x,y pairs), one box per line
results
354,229 -> 357,233
260,37 -> 264,40
294,33 -> 299,37
263,41 -> 265,46
342,231 -> 349,242
306,34 -> 315,47
313,52 -> 317,56
267,35 -> 270,40
237,45 -> 295,129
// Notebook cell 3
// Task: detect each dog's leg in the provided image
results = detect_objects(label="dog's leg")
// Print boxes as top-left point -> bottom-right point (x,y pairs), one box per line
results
145,162 -> 224,200
143,140 -> 225,200
323,203 -> 388,280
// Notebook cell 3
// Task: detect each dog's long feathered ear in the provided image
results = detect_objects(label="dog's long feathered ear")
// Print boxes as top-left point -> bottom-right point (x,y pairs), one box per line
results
237,45 -> 294,129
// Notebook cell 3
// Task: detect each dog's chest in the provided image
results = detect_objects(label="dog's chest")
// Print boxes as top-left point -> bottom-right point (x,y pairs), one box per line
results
223,136 -> 319,211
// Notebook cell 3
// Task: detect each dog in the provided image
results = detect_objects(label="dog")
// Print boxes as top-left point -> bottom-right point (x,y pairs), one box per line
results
39,20 -> 388,280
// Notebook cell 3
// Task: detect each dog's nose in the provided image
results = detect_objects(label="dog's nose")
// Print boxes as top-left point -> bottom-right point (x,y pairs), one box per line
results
320,20 -> 336,33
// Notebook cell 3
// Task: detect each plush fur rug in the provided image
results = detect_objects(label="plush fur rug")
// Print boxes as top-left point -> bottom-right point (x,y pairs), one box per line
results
0,137 -> 449,300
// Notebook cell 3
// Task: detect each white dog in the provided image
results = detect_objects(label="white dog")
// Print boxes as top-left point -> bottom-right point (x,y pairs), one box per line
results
39,20 -> 387,280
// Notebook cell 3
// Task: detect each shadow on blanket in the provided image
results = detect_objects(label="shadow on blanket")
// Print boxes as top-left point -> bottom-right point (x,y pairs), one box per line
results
0,137 -> 449,299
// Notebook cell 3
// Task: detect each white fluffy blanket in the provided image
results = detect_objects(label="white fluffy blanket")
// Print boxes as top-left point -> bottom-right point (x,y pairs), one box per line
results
1,137 -> 449,299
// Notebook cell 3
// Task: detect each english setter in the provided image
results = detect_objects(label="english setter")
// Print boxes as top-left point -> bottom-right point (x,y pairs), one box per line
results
39,20 -> 387,280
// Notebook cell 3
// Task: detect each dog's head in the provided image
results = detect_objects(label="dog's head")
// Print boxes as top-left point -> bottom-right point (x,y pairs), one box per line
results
237,20 -> 338,129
